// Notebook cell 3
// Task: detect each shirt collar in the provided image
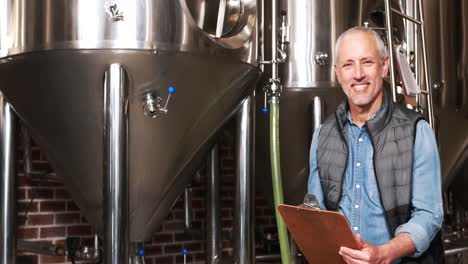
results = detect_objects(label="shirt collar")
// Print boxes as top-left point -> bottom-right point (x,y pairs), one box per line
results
347,106 -> 383,126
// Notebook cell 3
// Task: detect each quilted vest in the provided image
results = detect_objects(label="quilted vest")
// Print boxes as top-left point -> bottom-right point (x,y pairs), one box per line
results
316,90 -> 444,263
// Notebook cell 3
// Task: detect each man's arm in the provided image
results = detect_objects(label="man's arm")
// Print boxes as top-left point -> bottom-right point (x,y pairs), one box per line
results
394,120 -> 443,256
307,126 -> 326,209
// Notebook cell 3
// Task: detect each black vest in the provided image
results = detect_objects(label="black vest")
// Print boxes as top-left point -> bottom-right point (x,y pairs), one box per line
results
316,90 -> 444,263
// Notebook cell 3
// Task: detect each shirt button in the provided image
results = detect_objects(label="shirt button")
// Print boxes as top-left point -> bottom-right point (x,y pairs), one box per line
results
356,184 -> 360,189
358,138 -> 363,142
353,227 -> 358,231
354,204 -> 359,209
356,162 -> 361,167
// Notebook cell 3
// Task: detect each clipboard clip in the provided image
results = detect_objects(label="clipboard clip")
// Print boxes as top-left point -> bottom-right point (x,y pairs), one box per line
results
302,194 -> 321,209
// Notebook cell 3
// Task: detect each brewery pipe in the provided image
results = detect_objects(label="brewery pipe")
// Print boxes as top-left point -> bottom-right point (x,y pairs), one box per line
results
207,145 -> 222,263
235,96 -> 254,264
0,92 -> 16,264
269,0 -> 291,262
103,63 -> 129,264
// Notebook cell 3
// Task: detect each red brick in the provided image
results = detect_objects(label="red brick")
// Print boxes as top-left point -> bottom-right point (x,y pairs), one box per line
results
154,256 -> 173,263
16,254 -> 38,264
27,188 -> 54,200
174,232 -> 193,242
30,161 -> 53,174
256,217 -> 271,225
40,201 -> 66,212
163,221 -> 185,232
145,245 -> 163,255
194,210 -> 206,219
152,233 -> 173,244
191,199 -> 203,209
182,242 -> 203,252
190,220 -> 203,229
175,254 -> 196,264
40,226 -> 65,238
67,225 -> 92,236
55,213 -> 81,224
26,214 -> 54,225
17,201 -> 39,213
263,208 -> 275,215
221,208 -> 232,218
39,255 -> 68,263
17,175 -> 31,187
17,189 -> 27,200
18,227 -> 38,239
164,244 -> 182,254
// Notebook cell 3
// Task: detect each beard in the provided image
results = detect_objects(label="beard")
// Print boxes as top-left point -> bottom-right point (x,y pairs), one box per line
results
343,81 -> 383,107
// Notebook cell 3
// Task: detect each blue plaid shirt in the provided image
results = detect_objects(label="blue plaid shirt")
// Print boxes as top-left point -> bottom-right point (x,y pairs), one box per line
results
308,113 -> 443,260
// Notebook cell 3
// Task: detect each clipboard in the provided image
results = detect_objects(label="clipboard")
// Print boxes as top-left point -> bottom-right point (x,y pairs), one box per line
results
278,204 -> 360,264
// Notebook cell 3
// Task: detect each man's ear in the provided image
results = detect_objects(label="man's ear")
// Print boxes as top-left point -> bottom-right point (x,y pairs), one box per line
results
334,64 -> 341,83
381,56 -> 390,77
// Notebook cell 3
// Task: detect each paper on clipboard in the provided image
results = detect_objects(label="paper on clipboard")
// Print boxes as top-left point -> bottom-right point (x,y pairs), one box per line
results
278,204 -> 360,264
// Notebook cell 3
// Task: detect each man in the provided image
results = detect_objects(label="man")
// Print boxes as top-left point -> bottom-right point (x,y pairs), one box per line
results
307,27 -> 444,263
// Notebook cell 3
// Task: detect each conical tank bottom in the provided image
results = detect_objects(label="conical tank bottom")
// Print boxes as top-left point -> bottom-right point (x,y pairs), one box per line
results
0,50 -> 259,241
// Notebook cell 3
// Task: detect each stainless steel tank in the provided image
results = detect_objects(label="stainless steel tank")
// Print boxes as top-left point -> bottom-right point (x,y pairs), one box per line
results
0,0 -> 259,242
256,0 -> 360,205
431,0 -> 468,202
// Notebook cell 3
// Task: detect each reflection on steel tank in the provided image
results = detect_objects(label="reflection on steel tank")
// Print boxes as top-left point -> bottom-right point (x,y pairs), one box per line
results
0,0 -> 260,243
256,0 -> 360,205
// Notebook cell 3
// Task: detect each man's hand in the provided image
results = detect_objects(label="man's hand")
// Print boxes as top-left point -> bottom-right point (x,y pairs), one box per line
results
339,234 -> 391,264
339,233 -> 416,264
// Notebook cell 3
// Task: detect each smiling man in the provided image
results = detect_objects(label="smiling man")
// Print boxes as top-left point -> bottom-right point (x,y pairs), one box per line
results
307,27 -> 444,263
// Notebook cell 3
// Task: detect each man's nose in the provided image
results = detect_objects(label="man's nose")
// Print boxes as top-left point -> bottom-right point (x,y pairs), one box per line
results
353,64 -> 365,80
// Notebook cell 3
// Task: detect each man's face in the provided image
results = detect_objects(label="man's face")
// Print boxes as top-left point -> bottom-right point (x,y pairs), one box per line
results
334,32 -> 389,107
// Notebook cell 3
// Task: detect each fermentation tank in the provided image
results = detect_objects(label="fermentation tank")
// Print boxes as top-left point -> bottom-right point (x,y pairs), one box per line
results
256,0 -> 361,205
0,0 -> 259,243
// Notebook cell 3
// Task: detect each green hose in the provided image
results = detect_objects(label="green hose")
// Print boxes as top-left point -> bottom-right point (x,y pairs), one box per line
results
269,97 -> 291,264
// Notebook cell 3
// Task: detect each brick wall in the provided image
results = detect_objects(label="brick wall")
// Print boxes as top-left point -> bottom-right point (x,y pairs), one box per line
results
15,120 -> 279,264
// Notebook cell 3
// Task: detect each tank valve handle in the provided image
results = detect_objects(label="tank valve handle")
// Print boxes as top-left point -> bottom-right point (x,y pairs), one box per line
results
143,86 -> 175,118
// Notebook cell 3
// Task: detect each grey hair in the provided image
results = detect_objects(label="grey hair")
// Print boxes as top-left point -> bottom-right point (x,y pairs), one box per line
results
334,27 -> 388,64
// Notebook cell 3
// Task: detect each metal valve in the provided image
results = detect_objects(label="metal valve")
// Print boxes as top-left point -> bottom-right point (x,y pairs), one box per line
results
142,86 -> 175,118
315,51 -> 328,66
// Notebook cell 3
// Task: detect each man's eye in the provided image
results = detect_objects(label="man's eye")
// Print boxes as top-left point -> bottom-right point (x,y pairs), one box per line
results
364,60 -> 373,64
343,63 -> 351,67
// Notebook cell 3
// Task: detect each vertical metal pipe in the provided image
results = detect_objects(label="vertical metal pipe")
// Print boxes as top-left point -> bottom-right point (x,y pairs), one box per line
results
259,0 -> 265,71
290,237 -> 299,264
0,92 -> 16,264
271,0 -> 278,84
207,145 -> 221,264
235,96 -> 254,264
21,125 -> 33,177
184,186 -> 192,230
384,0 -> 397,102
103,63 -> 129,264
417,0 -> 435,128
